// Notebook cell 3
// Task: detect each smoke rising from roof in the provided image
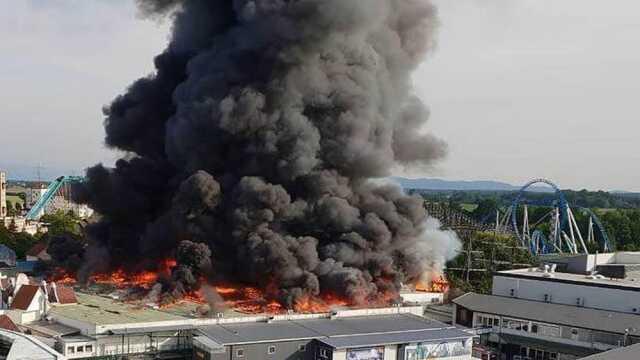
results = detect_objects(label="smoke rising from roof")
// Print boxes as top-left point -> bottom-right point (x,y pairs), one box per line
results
76,0 -> 459,307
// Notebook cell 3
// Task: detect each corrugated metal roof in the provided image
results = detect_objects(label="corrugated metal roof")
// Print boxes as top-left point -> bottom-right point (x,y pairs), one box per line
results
453,293 -> 640,336
199,321 -> 320,345
580,343 -> 640,360
198,314 -> 469,346
317,328 -> 470,349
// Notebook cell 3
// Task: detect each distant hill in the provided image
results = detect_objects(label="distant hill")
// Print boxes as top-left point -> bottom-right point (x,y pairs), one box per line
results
0,162 -> 80,182
392,177 -> 554,192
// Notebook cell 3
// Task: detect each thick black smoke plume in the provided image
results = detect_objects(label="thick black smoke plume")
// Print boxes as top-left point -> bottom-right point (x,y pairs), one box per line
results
76,0 -> 458,307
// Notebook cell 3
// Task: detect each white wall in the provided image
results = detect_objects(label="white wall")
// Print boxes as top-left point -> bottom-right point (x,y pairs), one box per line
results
492,276 -> 640,313
384,345 -> 397,360
333,349 -> 347,360
615,252 -> 640,264
400,292 -> 443,304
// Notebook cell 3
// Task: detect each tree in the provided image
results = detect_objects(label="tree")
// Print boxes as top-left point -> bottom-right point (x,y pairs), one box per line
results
0,222 -> 40,259
471,198 -> 498,221
40,211 -> 81,237
6,201 -> 15,217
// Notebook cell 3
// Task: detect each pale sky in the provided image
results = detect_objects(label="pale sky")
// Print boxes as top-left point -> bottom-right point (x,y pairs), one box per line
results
1,1 -> 638,191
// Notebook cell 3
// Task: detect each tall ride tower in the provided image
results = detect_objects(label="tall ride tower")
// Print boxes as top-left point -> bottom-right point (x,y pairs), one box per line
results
0,171 -> 6,218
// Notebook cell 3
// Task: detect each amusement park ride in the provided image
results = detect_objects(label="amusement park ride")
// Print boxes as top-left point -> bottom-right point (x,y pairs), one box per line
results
495,178 -> 611,256
25,176 -> 84,220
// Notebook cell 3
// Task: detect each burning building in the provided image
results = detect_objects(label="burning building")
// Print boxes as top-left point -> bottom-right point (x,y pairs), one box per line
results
71,0 -> 460,311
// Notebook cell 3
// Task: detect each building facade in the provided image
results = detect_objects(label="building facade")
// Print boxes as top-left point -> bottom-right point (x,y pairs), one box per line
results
452,253 -> 640,360
193,311 -> 473,360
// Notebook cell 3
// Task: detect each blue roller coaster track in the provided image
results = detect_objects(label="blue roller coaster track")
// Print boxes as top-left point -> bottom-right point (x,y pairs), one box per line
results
25,176 -> 84,220
511,178 -> 568,248
510,178 -> 610,255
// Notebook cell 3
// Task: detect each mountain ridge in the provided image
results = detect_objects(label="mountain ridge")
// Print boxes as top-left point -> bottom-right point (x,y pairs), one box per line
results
392,177 -> 554,192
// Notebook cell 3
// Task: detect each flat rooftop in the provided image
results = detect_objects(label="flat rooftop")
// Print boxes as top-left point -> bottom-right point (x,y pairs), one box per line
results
198,313 -> 469,348
49,293 -> 187,325
49,292 -> 253,326
454,293 -> 640,337
497,268 -> 640,290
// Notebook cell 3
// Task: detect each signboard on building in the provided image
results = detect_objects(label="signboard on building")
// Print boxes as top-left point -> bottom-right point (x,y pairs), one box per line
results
347,347 -> 384,360
405,340 -> 472,360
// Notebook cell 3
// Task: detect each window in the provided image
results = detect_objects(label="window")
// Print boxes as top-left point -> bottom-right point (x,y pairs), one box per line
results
571,328 -> 579,335
77,346 -> 84,352
85,345 -> 93,353
531,324 -> 539,333
320,348 -> 330,358
502,318 -> 529,332
477,314 -> 500,328
510,289 -> 515,297
67,346 -> 75,354
298,344 -> 306,352
268,345 -> 276,354
236,349 -> 245,357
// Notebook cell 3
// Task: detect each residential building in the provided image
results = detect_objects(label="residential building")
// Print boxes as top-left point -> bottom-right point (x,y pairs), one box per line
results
452,252 -> 640,360
9,284 -> 48,324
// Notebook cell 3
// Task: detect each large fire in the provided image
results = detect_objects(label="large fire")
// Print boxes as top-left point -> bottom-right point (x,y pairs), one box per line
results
50,260 -> 354,314
91,259 -> 177,289
415,275 -> 450,293
50,261 -> 446,314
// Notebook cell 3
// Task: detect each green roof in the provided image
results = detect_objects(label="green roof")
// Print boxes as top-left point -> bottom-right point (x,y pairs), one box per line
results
50,293 -> 187,325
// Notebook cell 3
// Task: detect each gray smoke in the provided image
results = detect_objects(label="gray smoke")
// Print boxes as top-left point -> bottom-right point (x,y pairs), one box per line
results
76,0 -> 458,308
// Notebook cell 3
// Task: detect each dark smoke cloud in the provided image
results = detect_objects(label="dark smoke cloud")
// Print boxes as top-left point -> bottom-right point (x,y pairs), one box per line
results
77,0 -> 458,307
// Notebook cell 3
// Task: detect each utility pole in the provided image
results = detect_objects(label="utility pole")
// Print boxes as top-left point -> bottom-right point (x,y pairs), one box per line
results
466,234 -> 472,282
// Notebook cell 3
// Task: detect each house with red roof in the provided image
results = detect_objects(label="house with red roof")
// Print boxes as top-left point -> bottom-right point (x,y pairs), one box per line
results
0,314 -> 20,332
46,282 -> 77,305
8,284 -> 47,324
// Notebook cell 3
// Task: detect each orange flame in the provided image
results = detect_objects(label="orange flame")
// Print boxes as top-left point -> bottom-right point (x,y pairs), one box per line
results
415,275 -> 450,293
49,260 -> 404,314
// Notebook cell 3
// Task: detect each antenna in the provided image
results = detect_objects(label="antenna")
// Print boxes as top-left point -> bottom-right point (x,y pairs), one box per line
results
35,164 -> 43,182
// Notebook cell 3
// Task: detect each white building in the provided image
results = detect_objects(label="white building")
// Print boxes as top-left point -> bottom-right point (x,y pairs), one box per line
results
452,252 -> 640,360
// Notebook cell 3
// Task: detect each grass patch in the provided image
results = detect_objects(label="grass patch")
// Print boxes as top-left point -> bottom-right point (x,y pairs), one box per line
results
6,195 -> 24,207
460,203 -> 478,212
